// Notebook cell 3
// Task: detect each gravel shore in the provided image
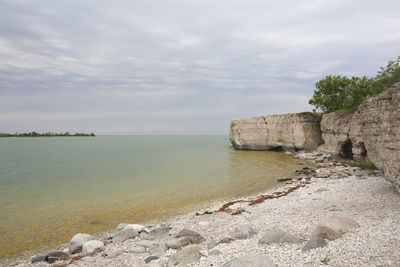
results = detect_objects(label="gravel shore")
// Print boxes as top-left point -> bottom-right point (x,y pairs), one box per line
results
12,152 -> 400,267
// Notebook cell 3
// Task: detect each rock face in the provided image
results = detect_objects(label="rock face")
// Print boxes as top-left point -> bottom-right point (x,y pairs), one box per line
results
229,113 -> 322,151
350,83 -> 400,191
318,83 -> 400,191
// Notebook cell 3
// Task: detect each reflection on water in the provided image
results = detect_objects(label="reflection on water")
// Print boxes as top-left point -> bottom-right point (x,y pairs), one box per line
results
0,136 -> 307,263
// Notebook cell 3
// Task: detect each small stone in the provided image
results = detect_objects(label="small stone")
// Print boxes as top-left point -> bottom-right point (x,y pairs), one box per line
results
222,254 -> 275,267
167,237 -> 191,249
167,245 -> 201,267
47,251 -> 70,264
69,233 -> 94,254
302,236 -> 327,251
175,229 -> 205,244
207,242 -> 217,250
315,187 -> 329,193
258,228 -> 302,245
231,225 -> 256,239
218,237 -> 235,244
117,223 -> 145,232
198,221 -> 210,227
112,228 -> 138,244
149,243 -> 168,256
31,255 -> 48,263
145,226 -> 170,240
209,249 -> 222,256
137,240 -> 156,248
82,240 -> 104,254
106,247 -> 124,258
145,256 -> 159,264
130,246 -> 147,254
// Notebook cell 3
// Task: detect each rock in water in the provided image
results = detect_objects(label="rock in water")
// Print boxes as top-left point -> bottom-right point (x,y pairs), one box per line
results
302,236 -> 327,251
222,254 -> 275,267
258,229 -> 302,245
69,233 -> 94,254
112,228 -> 138,244
167,245 -> 201,267
231,225 -> 256,239
47,251 -> 70,264
175,229 -> 205,244
312,216 -> 359,240
82,240 -> 104,254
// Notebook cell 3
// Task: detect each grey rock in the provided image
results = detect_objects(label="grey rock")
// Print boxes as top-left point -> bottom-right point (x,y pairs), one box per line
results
258,229 -> 302,245
47,250 -> 70,264
167,237 -> 191,249
149,243 -> 168,256
175,229 -> 205,244
106,247 -> 124,258
145,226 -> 170,240
82,240 -> 104,254
69,233 -> 94,254
207,242 -> 217,250
112,228 -> 138,244
209,249 -> 222,256
231,225 -> 256,240
145,256 -> 159,264
116,223 -> 145,232
130,246 -> 147,254
137,240 -> 156,248
302,236 -> 327,251
31,255 -> 48,263
312,216 -> 359,240
222,254 -> 275,267
167,244 -> 201,267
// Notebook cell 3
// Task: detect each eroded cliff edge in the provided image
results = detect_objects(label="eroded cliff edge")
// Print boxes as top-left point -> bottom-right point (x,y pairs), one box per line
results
229,113 -> 322,151
229,82 -> 400,192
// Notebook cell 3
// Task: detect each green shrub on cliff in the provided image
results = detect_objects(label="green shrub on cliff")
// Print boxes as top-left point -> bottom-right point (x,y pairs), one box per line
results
309,56 -> 400,112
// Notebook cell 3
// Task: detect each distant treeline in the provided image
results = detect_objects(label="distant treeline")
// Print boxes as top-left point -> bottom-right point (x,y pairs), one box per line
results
0,132 -> 95,137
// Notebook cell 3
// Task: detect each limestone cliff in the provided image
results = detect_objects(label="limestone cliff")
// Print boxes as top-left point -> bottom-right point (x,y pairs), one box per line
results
229,113 -> 322,151
318,83 -> 400,192
351,83 -> 400,191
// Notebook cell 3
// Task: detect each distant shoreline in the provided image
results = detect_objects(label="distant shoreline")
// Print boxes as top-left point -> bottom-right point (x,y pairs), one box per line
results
0,132 -> 95,137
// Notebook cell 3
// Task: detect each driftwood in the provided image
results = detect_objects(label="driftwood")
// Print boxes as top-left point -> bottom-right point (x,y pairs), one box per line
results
196,178 -> 311,216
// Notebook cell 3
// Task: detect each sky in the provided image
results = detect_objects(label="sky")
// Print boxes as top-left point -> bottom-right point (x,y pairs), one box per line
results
1,0 -> 399,135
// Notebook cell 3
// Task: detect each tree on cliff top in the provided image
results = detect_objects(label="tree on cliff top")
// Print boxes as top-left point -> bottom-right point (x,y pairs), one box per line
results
309,56 -> 400,113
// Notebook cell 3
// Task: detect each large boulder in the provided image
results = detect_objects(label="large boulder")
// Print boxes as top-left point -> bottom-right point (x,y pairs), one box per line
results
312,216 -> 359,240
69,233 -> 94,254
222,254 -> 275,267
229,113 -> 322,151
258,229 -> 302,245
167,245 -> 201,267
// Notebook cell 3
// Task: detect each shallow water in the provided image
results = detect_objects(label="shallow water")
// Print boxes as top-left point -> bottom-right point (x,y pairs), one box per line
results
0,136 -> 305,261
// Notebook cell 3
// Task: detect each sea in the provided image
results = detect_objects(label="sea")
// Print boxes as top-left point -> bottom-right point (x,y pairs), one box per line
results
0,135 -> 306,262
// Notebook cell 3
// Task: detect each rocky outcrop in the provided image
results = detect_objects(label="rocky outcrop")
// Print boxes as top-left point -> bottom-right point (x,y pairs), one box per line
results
350,83 -> 400,191
229,113 -> 322,151
318,112 -> 353,158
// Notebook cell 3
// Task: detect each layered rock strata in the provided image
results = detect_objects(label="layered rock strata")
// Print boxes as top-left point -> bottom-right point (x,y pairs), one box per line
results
229,113 -> 322,151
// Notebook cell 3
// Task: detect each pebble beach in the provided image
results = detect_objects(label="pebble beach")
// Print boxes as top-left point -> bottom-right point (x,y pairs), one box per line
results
11,152 -> 400,267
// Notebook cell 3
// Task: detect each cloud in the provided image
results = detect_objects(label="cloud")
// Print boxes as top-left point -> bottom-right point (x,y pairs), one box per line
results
0,0 -> 400,134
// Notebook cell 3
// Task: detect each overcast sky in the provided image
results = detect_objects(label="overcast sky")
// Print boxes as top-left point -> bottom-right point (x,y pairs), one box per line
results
1,0 -> 399,135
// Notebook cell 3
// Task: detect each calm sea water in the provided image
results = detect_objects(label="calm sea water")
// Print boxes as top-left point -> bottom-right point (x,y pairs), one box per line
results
0,136 -> 305,262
